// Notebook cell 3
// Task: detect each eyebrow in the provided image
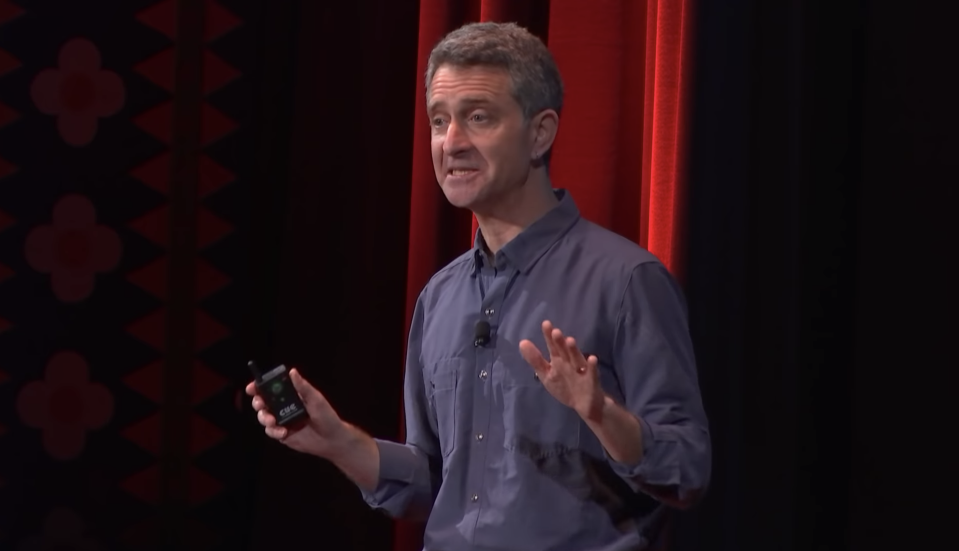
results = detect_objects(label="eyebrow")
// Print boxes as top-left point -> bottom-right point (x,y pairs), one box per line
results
427,97 -> 493,113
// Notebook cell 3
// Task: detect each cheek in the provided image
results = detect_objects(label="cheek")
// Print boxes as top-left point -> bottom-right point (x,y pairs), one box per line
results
431,139 -> 444,166
489,140 -> 525,173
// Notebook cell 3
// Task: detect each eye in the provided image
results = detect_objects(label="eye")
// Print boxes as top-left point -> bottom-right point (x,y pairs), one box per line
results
470,113 -> 489,123
431,116 -> 448,128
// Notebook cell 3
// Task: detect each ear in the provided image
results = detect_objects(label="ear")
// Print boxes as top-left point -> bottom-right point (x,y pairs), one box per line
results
529,109 -> 559,160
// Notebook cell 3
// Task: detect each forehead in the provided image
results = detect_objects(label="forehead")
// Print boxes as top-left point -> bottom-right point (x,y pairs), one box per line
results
427,65 -> 514,110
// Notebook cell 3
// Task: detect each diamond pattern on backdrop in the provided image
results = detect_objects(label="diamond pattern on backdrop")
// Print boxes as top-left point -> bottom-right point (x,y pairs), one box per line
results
0,1 -> 254,548
117,0 -> 175,546
0,10 -> 21,468
0,0 -> 22,530
0,1 -> 19,498
189,1 -> 246,547
0,1 -> 172,548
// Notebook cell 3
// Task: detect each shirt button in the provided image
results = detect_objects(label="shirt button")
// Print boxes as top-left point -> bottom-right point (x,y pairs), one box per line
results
470,494 -> 479,503
479,370 -> 488,380
484,308 -> 494,316
476,433 -> 484,441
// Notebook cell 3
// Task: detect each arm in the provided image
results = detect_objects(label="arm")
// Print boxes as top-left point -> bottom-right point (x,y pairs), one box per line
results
354,290 -> 443,521
324,422 -> 380,491
600,262 -> 711,509
580,394 -> 643,465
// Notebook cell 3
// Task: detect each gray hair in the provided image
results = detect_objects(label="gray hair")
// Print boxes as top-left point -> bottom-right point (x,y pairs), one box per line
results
425,22 -> 564,121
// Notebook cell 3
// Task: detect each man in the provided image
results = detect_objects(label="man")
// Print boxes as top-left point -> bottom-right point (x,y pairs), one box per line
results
248,22 -> 710,551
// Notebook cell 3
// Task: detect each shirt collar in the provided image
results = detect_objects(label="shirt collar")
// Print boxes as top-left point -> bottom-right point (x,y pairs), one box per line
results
471,188 -> 581,274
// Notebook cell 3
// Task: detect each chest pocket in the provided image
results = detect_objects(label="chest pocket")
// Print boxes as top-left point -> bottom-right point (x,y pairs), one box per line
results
498,355 -> 582,459
427,360 -> 460,459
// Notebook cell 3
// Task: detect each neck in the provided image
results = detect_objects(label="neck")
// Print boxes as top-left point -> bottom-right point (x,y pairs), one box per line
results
475,169 -> 558,254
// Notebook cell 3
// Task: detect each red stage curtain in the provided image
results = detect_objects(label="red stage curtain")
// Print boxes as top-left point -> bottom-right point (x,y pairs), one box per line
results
398,1 -> 695,549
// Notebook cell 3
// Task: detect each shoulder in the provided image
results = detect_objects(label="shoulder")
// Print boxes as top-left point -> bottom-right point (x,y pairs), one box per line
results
415,248 -> 474,310
539,219 -> 681,318
564,218 -> 664,274
568,222 -> 688,314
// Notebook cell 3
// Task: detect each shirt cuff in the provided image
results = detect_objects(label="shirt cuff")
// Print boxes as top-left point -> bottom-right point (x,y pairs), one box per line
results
604,417 -> 680,488
360,438 -> 418,507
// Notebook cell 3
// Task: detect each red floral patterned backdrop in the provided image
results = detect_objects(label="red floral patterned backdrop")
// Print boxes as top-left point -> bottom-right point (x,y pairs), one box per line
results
0,0 -> 256,549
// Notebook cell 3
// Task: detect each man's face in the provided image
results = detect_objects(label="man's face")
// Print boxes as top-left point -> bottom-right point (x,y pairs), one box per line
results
427,65 -> 535,212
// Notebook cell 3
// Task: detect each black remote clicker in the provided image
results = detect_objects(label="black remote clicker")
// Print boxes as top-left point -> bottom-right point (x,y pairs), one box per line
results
248,361 -> 308,427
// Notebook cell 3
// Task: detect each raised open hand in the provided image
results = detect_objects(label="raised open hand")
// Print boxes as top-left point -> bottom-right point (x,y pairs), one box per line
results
518,320 -> 605,421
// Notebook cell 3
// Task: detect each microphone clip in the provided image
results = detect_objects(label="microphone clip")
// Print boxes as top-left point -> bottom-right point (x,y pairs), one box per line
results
474,319 -> 492,347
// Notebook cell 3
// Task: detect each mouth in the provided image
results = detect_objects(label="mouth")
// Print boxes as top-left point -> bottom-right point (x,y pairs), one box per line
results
448,168 -> 479,177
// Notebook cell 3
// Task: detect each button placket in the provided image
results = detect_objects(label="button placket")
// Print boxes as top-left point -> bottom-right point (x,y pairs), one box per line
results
468,265 -> 514,518
479,302 -> 495,383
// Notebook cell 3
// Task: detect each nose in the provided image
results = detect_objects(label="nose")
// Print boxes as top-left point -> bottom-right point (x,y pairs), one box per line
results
442,119 -> 471,156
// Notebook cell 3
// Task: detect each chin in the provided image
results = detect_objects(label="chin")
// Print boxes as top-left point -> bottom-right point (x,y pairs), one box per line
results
440,188 -> 479,210
439,179 -> 486,210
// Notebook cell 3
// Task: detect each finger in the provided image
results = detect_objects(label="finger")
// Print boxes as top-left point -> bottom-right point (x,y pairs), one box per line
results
564,336 -> 585,361
251,396 -> 266,411
519,339 -> 551,377
585,354 -> 600,378
551,329 -> 572,363
265,426 -> 287,440
257,409 -> 276,428
562,336 -> 586,372
540,320 -> 560,360
245,381 -> 257,396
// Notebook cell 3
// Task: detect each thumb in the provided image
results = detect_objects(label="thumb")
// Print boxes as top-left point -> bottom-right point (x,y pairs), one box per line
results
288,368 -> 314,404
290,369 -> 335,420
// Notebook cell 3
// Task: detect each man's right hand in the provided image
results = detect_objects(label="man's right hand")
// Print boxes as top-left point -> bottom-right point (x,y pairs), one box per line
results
246,368 -> 347,460
246,368 -> 381,490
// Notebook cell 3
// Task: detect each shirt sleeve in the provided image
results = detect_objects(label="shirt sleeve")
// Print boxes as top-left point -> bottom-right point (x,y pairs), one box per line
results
359,290 -> 443,521
606,261 -> 712,504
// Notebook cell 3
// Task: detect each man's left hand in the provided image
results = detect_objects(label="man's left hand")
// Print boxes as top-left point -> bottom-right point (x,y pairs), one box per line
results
519,320 -> 606,421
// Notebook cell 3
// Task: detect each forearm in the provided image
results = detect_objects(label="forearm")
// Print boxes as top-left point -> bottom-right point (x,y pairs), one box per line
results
352,289 -> 439,520
582,394 -> 644,465
606,263 -> 712,508
332,420 -> 439,521
584,394 -> 709,509
326,422 -> 380,492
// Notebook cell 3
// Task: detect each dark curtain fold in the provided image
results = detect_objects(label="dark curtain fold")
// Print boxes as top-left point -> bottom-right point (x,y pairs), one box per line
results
677,1 -> 955,550
246,1 -> 421,549
677,1 -> 864,549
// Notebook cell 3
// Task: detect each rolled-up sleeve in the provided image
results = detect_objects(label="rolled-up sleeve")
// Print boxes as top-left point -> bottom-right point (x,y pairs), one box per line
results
607,262 -> 711,504
360,290 -> 442,521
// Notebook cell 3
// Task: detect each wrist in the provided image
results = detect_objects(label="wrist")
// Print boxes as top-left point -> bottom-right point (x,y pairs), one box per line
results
323,420 -> 358,462
580,392 -> 613,424
324,421 -> 380,491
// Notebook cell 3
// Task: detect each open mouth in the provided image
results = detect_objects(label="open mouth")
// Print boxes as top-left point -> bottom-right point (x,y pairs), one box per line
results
448,168 -> 478,176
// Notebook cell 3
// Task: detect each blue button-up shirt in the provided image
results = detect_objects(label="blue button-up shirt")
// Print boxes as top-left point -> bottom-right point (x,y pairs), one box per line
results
362,190 -> 710,551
